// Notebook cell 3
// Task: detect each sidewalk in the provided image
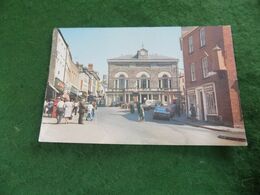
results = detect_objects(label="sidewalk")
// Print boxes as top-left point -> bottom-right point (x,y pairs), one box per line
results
173,116 -> 247,143
173,116 -> 244,132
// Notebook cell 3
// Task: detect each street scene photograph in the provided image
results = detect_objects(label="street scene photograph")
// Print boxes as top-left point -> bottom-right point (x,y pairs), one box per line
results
39,26 -> 247,145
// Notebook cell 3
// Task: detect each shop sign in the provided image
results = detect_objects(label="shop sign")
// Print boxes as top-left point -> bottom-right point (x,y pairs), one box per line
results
55,78 -> 65,92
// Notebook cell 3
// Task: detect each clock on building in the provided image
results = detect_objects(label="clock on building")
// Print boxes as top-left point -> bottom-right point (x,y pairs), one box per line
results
138,48 -> 148,58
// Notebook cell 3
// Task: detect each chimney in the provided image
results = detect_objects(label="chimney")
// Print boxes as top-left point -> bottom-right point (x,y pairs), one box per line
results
212,45 -> 226,70
88,64 -> 93,72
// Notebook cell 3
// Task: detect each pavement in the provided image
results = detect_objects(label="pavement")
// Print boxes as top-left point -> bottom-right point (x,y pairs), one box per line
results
39,107 -> 247,146
173,116 -> 247,142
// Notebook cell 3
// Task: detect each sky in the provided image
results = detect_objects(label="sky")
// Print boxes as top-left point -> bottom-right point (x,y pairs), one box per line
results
60,27 -> 183,79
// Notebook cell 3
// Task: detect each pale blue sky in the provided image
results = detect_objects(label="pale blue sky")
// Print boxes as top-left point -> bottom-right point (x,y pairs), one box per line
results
60,27 -> 183,78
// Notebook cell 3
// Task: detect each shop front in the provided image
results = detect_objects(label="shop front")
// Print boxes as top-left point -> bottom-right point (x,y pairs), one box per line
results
54,78 -> 65,95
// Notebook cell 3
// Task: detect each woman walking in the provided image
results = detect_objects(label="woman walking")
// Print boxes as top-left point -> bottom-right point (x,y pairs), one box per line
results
64,99 -> 74,124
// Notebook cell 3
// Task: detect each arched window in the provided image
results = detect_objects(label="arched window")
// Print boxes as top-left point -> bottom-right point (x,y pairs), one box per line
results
159,74 -> 171,89
141,74 -> 147,89
119,74 -> 125,89
162,74 -> 168,89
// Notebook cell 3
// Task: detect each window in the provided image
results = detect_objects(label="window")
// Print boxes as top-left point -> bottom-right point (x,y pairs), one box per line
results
126,80 -> 128,89
118,74 -> 125,89
141,74 -> 147,89
159,80 -> 161,88
200,28 -> 206,47
115,80 -> 118,89
191,63 -> 196,81
162,75 -> 169,89
202,57 -> 208,78
188,36 -> 193,53
205,91 -> 217,114
147,80 -> 150,88
137,80 -> 140,88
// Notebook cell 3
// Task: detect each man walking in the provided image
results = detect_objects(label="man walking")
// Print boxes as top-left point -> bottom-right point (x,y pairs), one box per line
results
137,102 -> 145,122
56,97 -> 65,124
73,100 -> 79,115
87,103 -> 94,121
190,104 -> 196,121
78,99 -> 86,124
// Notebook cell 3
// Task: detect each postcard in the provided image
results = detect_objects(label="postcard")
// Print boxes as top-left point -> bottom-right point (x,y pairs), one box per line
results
39,26 -> 247,145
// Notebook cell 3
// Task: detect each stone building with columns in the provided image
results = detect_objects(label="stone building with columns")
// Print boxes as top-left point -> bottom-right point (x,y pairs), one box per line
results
106,48 -> 180,106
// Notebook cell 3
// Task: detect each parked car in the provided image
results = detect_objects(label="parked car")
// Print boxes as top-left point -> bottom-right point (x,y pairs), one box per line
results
167,103 -> 176,118
153,106 -> 171,120
110,101 -> 123,107
143,100 -> 161,110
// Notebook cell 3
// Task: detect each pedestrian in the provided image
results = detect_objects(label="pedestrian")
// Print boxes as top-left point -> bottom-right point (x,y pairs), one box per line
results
190,104 -> 196,121
130,102 -> 135,113
86,102 -> 94,121
73,100 -> 79,115
92,101 -> 97,118
52,97 -> 59,118
137,102 -> 145,121
47,99 -> 53,117
64,99 -> 74,124
78,99 -> 86,124
43,99 -> 48,114
56,98 -> 65,124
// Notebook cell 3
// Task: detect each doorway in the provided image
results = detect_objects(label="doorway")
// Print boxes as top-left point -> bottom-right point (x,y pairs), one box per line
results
141,94 -> 147,104
198,90 -> 205,121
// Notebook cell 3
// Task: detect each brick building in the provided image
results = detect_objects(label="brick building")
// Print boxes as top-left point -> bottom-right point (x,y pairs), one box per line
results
106,47 -> 180,106
181,26 -> 243,128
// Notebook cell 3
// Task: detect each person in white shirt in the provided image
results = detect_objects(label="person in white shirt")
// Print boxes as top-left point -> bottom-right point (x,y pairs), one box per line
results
64,99 -> 74,124
86,103 -> 94,121
56,98 -> 65,124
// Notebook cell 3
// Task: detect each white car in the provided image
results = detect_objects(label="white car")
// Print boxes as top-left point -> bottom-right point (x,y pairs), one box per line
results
143,100 -> 161,110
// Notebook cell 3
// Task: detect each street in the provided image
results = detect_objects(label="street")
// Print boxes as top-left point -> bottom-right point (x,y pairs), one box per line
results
39,107 -> 246,145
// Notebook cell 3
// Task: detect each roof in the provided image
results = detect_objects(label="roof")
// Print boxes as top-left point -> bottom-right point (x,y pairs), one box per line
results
181,26 -> 199,38
108,50 -> 178,62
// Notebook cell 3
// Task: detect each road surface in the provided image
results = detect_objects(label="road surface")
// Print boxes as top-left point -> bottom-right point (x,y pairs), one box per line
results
39,107 -> 246,145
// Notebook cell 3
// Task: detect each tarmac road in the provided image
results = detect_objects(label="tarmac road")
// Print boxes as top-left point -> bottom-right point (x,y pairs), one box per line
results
39,107 -> 246,146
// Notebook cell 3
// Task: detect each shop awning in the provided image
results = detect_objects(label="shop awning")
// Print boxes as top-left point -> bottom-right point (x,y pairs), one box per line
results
48,83 -> 59,93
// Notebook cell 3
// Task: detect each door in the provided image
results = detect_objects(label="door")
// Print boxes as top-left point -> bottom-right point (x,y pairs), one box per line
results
199,90 -> 205,121
141,94 -> 147,104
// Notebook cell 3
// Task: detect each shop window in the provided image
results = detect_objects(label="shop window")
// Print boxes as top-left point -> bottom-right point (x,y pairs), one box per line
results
205,91 -> 217,114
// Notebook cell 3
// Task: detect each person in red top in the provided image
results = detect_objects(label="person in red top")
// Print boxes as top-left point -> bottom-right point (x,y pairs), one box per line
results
52,97 -> 60,118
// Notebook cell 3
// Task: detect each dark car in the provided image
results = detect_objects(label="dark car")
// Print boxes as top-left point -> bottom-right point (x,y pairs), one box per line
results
153,106 -> 171,120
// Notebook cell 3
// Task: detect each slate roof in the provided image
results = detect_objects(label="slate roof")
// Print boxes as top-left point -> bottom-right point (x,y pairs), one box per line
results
108,53 -> 178,61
